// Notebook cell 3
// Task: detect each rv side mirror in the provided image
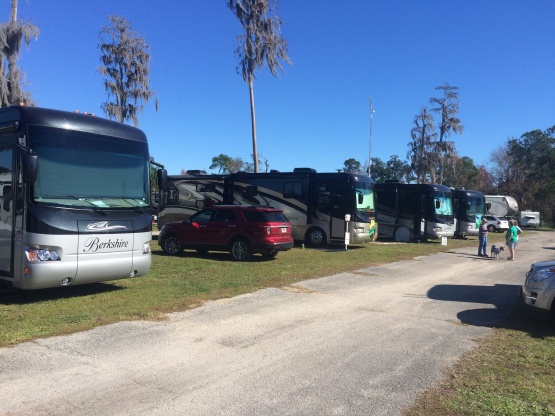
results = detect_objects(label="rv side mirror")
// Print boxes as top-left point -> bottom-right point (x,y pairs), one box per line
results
23,153 -> 38,183
157,169 -> 168,191
435,200 -> 441,209
357,191 -> 363,204
486,202 -> 491,211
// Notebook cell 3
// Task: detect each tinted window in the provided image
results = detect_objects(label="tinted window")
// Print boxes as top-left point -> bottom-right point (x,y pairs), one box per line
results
190,210 -> 212,222
213,210 -> 235,222
243,210 -> 287,223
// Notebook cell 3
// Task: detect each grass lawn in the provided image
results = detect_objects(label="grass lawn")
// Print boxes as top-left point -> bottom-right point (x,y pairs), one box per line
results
0,231 -> 553,415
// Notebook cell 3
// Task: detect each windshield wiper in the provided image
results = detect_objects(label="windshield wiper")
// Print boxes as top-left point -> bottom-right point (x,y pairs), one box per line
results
41,195 -> 108,216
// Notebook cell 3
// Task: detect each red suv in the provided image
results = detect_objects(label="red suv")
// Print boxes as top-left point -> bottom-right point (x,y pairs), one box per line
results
158,205 -> 294,260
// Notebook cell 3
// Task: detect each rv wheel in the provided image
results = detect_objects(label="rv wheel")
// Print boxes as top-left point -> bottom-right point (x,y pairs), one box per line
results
394,226 -> 411,243
306,227 -> 326,247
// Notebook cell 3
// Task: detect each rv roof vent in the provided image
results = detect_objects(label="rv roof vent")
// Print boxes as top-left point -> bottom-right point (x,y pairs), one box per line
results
293,168 -> 317,173
270,169 -> 280,173
186,170 -> 207,175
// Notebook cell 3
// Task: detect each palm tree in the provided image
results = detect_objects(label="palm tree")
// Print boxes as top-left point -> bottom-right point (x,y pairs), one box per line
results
228,0 -> 290,173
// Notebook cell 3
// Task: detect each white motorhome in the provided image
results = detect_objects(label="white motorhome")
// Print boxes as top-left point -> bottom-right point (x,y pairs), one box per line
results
485,195 -> 519,218
519,210 -> 540,227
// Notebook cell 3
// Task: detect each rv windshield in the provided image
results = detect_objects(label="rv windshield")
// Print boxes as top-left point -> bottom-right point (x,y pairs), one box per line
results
433,191 -> 453,216
466,196 -> 485,216
29,126 -> 150,209
355,181 -> 375,213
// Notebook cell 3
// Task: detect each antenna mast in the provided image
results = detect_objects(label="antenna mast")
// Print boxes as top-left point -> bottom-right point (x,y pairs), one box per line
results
368,98 -> 375,176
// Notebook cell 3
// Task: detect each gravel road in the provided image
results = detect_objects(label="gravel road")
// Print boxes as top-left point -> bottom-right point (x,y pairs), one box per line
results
1,231 -> 552,416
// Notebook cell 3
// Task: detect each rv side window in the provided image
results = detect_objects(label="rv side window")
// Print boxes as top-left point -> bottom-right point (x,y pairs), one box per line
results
376,189 -> 396,213
245,185 -> 258,197
197,183 -> 216,192
283,181 -> 302,198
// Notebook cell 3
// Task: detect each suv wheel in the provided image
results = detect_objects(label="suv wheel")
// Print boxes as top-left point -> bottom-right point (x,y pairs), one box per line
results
161,234 -> 183,255
487,224 -> 496,232
306,227 -> 326,247
230,239 -> 253,261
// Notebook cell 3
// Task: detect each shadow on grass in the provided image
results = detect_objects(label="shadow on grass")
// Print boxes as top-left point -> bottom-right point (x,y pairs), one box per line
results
0,283 -> 123,305
152,250 -> 283,263
427,283 -> 554,337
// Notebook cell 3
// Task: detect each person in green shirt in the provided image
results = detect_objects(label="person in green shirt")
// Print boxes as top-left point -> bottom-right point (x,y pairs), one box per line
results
505,220 -> 519,261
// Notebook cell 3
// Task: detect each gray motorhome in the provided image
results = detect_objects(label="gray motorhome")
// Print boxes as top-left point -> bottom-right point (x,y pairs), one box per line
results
375,182 -> 455,242
452,189 -> 486,238
0,106 -> 159,290
158,168 -> 377,247
157,172 -> 227,228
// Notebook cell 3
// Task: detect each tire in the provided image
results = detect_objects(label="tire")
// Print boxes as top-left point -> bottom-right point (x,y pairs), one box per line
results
394,226 -> 411,242
262,251 -> 279,259
161,234 -> 183,255
305,227 -> 326,247
230,239 -> 253,261
487,225 -> 496,232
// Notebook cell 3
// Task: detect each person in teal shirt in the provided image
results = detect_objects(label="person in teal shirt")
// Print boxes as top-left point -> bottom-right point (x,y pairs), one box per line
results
505,220 -> 519,261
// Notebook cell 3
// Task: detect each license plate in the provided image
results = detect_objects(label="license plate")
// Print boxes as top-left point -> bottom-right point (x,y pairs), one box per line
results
281,227 -> 287,233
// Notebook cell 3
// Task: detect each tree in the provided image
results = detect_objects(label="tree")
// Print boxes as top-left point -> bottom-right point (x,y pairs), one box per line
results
474,165 -> 496,194
0,0 -> 39,106
228,0 -> 290,173
442,155 -> 479,189
385,155 -> 414,184
259,154 -> 270,172
98,15 -> 156,126
369,156 -> 413,184
507,127 -> 555,218
408,107 -> 436,183
210,154 -> 235,174
210,154 -> 250,173
430,83 -> 463,184
343,158 -> 362,173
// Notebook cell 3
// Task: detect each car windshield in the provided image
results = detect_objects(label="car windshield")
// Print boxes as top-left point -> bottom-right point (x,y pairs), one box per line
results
30,126 -> 150,209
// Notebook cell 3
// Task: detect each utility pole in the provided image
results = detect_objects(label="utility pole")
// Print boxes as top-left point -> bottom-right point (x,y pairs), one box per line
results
368,98 -> 375,176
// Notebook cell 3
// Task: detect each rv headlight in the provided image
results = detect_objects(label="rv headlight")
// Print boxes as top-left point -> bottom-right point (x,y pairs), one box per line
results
37,249 -> 51,261
27,248 -> 61,262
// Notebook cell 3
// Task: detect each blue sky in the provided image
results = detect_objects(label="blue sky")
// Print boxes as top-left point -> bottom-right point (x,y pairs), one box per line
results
5,1 -> 555,175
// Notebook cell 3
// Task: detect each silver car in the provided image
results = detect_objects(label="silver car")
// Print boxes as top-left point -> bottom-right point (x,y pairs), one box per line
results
522,260 -> 555,319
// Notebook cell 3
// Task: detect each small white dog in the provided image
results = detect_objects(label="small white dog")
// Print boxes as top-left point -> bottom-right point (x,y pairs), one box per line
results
490,245 -> 505,259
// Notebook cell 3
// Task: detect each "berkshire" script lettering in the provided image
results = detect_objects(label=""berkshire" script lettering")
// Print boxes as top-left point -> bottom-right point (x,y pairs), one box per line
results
82,237 -> 129,252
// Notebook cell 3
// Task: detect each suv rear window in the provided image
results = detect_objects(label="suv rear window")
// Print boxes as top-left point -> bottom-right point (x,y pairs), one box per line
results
243,210 -> 287,223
